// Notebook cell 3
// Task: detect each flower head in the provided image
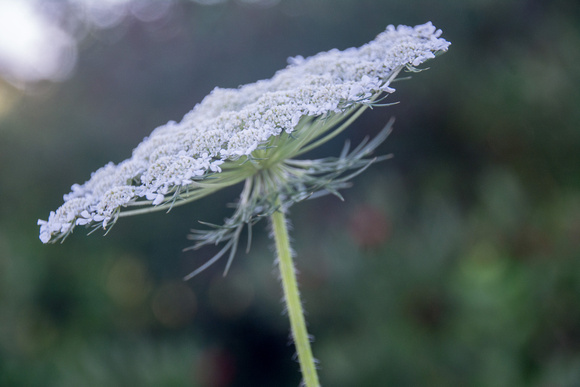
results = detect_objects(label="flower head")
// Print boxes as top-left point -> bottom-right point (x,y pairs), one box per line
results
39,22 -> 450,245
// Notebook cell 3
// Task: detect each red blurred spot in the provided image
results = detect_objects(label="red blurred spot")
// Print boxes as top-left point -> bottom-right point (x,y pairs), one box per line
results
348,205 -> 391,248
196,347 -> 237,387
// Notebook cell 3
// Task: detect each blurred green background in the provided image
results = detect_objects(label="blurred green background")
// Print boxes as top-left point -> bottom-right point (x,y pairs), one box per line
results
1,0 -> 579,386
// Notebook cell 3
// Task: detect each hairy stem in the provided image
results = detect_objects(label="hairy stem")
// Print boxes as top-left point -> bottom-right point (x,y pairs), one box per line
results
271,205 -> 320,387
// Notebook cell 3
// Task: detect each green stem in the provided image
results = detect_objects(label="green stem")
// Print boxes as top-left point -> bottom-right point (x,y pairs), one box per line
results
271,206 -> 321,387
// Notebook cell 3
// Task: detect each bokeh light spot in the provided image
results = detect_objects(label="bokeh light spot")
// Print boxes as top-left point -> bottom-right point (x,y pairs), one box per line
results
105,255 -> 151,308
0,1 -> 76,87
151,281 -> 197,328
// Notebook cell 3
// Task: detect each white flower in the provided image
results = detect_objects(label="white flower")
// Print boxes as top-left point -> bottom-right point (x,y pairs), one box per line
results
39,22 -> 450,243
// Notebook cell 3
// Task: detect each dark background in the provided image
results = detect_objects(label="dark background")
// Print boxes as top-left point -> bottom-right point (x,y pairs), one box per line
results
1,0 -> 579,386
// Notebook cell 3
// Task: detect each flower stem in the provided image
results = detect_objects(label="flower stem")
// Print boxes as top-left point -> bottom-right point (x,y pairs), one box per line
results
271,206 -> 320,387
